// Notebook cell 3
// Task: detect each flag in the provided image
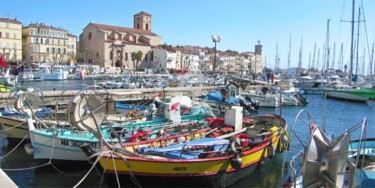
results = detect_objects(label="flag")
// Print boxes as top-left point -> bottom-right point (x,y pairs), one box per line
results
170,102 -> 180,111
0,55 -> 6,68
152,91 -> 163,99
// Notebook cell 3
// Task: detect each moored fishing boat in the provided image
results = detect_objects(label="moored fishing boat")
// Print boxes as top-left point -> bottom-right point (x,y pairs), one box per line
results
80,106 -> 289,187
17,86 -> 214,161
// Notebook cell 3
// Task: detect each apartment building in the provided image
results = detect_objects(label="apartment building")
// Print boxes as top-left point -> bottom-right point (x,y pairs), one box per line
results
0,17 -> 22,61
22,23 -> 76,63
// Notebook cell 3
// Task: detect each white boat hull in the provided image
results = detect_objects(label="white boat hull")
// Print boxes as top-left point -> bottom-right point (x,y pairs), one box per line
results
29,130 -> 101,161
326,90 -> 368,102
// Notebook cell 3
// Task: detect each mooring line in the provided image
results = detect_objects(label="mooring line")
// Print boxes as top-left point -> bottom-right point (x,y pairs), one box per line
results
0,135 -> 28,159
73,153 -> 103,188
0,121 -> 27,132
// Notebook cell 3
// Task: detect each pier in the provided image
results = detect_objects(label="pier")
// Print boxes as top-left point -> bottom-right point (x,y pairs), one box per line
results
0,84 -> 269,111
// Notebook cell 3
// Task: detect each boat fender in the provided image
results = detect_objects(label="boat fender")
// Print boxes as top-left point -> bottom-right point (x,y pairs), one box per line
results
230,153 -> 242,170
267,143 -> 275,157
24,143 -> 34,155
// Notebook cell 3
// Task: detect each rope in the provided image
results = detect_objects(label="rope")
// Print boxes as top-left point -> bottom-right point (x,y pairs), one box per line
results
2,162 -> 51,171
0,135 -> 28,159
73,153 -> 103,188
0,121 -> 27,132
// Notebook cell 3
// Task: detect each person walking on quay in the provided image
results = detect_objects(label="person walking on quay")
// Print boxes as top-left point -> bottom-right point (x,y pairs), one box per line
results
266,72 -> 271,84
271,73 -> 275,84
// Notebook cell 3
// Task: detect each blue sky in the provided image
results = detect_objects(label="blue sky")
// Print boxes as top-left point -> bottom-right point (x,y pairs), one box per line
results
1,0 -> 374,71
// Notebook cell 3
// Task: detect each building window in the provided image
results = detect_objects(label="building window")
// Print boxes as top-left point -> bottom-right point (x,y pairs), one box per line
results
64,48 -> 66,54
110,51 -> 113,60
125,52 -> 128,61
72,44 -> 75,49
13,43 -> 16,49
146,24 -> 149,30
137,23 -> 139,29
47,48 -> 49,53
41,38 -> 43,44
88,32 -> 92,40
0,32 -> 2,38
57,48 -> 61,54
6,23 -> 9,28
30,46 -> 33,53
46,39 -> 49,44
13,33 -> 16,39
52,48 -> 55,54
6,32 -> 9,38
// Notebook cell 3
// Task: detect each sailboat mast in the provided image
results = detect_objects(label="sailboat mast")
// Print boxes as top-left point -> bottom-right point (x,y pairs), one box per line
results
362,48 -> 365,75
339,42 -> 344,70
355,7 -> 361,76
298,38 -> 303,75
317,48 -> 320,71
275,43 -> 279,72
312,43 -> 316,69
308,52 -> 311,70
332,42 -> 336,70
349,0 -> 355,85
288,35 -> 292,69
326,19 -> 331,75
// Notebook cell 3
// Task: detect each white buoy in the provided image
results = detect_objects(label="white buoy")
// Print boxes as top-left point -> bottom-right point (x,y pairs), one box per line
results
24,143 -> 34,155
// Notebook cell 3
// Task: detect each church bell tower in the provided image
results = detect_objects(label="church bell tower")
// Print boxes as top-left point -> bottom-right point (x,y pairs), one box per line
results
133,11 -> 152,31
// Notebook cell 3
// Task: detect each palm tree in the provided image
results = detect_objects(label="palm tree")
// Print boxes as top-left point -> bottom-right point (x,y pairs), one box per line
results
131,51 -> 143,83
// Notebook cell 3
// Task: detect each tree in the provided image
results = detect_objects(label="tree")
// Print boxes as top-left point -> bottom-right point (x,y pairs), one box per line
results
49,53 -> 65,73
131,51 -> 143,83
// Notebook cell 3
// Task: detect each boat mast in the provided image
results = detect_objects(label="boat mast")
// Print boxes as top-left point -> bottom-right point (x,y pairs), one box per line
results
325,19 -> 331,75
288,35 -> 292,70
355,7 -> 361,77
361,48 -> 365,75
317,48 -> 320,71
298,38 -> 303,75
339,42 -> 344,70
371,41 -> 374,86
275,42 -> 279,72
312,43 -> 316,70
349,0 -> 355,85
332,42 -> 336,70
308,52 -> 311,70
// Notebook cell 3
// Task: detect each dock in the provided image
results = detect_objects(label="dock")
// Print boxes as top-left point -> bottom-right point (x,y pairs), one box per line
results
0,169 -> 17,187
0,84 -> 269,110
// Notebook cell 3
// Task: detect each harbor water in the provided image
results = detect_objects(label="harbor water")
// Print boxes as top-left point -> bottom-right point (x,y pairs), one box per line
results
1,80 -> 374,187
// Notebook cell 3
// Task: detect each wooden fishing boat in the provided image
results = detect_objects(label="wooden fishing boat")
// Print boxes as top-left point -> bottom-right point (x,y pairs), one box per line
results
81,107 -> 289,187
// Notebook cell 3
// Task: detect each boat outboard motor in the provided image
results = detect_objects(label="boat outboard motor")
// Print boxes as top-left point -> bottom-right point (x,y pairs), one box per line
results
260,87 -> 269,94
244,96 -> 260,110
238,98 -> 254,114
294,93 -> 309,105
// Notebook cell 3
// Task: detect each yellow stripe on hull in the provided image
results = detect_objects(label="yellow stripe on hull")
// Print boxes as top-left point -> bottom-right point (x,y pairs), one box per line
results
99,138 -> 280,176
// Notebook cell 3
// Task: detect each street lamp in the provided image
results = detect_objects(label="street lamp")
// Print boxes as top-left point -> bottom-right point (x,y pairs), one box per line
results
211,35 -> 221,85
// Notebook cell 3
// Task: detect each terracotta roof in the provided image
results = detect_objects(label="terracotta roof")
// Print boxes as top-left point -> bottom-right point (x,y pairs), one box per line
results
24,23 -> 66,31
90,23 -> 157,36
0,17 -> 22,24
134,11 -> 151,17
67,33 -> 76,37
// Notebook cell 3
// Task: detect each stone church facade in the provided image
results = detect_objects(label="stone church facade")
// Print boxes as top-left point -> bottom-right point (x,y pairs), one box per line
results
79,11 -> 162,69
